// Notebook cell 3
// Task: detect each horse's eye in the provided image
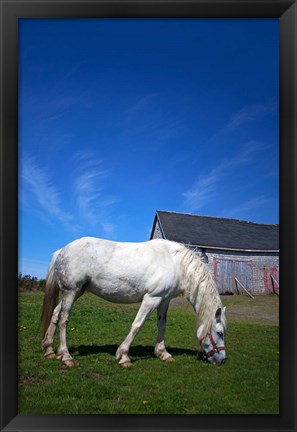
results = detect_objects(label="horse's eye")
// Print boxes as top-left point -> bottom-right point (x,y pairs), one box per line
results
217,331 -> 223,338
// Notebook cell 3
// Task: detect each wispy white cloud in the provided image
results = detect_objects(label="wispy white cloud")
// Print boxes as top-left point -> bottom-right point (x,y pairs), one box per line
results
182,169 -> 219,212
223,140 -> 266,168
182,141 -> 265,212
122,93 -> 183,142
125,94 -> 159,115
21,155 -> 72,225
73,151 -> 119,236
24,62 -> 89,130
220,195 -> 272,220
21,152 -> 120,238
74,151 -> 108,222
75,172 -> 103,216
225,100 -> 277,131
196,100 -> 278,156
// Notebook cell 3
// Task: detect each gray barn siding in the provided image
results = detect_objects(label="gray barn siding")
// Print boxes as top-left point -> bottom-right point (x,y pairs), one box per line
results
151,222 -> 278,294
152,220 -> 164,239
203,249 -> 279,295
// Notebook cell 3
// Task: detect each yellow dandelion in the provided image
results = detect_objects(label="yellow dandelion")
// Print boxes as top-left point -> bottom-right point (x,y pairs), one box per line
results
143,400 -> 148,405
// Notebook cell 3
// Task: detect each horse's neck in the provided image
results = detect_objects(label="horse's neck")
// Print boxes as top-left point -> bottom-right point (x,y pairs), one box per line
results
182,253 -> 221,329
187,278 -> 206,314
181,252 -> 204,310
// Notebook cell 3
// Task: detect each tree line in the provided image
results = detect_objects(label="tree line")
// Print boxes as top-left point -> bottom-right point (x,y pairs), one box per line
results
18,273 -> 46,291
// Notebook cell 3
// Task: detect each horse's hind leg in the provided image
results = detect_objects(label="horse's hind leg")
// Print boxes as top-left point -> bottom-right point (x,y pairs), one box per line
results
42,300 -> 62,359
154,299 -> 174,362
56,289 -> 80,367
116,293 -> 162,367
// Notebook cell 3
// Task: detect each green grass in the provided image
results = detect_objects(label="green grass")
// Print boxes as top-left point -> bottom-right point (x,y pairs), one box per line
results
18,292 -> 279,414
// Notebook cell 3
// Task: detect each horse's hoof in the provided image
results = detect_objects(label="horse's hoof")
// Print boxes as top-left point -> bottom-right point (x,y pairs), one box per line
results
45,352 -> 56,360
164,356 -> 175,363
119,361 -> 132,368
64,359 -> 75,368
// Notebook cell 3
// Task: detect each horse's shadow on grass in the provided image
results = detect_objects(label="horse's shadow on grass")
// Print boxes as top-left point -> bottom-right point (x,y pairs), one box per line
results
69,344 -> 200,362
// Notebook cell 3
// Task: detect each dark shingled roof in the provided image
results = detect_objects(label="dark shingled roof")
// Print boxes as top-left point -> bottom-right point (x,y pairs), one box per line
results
152,210 -> 279,252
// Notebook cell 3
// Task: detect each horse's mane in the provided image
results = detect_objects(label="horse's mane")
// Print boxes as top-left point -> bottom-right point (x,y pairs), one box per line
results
178,245 -> 226,339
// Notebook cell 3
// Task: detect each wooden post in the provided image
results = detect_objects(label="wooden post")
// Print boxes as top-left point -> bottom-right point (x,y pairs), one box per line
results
270,275 -> 279,295
234,277 -> 255,300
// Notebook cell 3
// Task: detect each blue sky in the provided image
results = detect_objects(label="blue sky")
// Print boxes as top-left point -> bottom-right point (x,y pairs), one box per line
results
19,18 -> 279,279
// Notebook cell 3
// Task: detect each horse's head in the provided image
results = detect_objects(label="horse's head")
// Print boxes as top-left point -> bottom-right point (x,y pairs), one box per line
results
197,307 -> 227,365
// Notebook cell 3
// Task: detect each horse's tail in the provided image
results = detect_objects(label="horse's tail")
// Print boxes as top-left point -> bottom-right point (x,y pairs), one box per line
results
40,249 -> 62,338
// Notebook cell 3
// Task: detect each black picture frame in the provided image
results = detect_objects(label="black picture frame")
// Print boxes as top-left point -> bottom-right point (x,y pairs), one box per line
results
1,1 -> 296,431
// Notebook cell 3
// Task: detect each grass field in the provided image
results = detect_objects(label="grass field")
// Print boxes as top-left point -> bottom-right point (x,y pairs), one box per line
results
18,292 -> 279,414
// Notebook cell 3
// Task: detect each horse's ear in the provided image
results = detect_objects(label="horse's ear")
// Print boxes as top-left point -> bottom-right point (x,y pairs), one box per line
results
215,307 -> 222,322
197,324 -> 205,340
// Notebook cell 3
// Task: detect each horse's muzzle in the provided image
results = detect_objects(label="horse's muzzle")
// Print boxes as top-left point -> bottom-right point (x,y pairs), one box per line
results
204,353 -> 226,365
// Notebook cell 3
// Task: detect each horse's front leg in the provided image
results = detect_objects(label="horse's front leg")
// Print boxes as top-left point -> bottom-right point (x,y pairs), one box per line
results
154,299 -> 174,362
116,293 -> 162,367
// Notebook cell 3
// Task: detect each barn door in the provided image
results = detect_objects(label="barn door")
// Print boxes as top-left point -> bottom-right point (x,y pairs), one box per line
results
234,261 -> 253,294
214,259 -> 252,294
264,267 -> 279,294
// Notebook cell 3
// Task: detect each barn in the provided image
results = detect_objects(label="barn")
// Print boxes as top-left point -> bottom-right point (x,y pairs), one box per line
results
150,210 -> 279,296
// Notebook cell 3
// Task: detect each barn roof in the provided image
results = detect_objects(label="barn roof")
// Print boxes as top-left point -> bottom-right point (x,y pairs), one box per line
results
151,210 -> 279,252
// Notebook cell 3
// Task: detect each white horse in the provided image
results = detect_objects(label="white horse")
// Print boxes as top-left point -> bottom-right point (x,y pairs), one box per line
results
41,237 -> 227,367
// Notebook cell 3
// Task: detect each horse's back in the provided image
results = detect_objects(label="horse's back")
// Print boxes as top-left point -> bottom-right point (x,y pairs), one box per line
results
54,237 -> 184,303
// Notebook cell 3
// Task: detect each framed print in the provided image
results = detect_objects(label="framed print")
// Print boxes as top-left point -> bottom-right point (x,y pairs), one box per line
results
1,0 -> 296,431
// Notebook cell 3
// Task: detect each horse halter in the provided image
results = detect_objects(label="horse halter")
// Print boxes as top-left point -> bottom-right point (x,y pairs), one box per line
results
200,332 -> 226,359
